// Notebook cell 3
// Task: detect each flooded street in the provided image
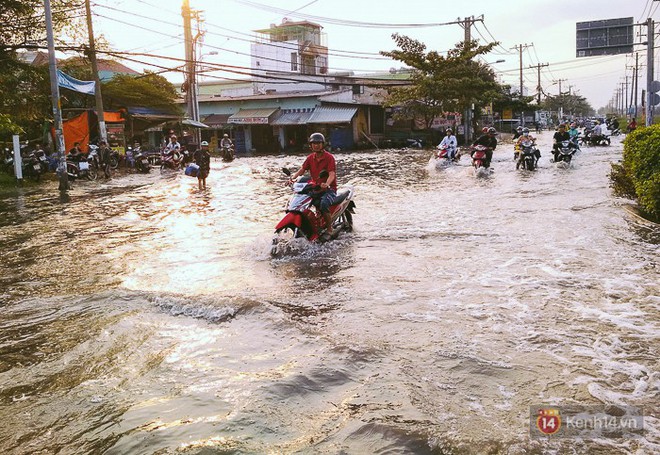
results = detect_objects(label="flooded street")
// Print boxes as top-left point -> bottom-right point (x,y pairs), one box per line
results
0,132 -> 658,454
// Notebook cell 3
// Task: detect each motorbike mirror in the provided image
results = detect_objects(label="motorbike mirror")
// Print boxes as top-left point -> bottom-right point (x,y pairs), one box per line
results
282,167 -> 291,176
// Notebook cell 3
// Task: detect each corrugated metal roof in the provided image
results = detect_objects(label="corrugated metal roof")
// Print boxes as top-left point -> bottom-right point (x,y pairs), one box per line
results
307,106 -> 357,124
271,110 -> 313,125
228,108 -> 279,124
202,114 -> 231,126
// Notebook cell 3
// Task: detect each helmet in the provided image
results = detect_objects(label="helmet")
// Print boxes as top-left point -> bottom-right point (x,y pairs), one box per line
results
482,127 -> 489,133
516,126 -> 523,131
446,128 -> 452,134
488,127 -> 497,135
522,128 -> 529,134
201,141 -> 209,146
223,134 -> 229,137
308,132 -> 325,143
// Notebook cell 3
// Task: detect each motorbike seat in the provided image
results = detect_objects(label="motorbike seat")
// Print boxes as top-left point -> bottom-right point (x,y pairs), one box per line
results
333,188 -> 351,205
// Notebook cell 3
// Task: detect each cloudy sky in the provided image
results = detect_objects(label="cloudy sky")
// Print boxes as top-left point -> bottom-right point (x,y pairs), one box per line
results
89,0 -> 657,110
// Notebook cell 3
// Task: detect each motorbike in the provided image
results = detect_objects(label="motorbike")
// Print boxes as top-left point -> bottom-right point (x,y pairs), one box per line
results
66,154 -> 97,180
221,145 -> 235,162
435,144 -> 459,162
109,149 -> 121,169
160,150 -> 183,170
406,138 -> 423,148
470,145 -> 491,173
20,152 -> 45,181
133,146 -> 151,173
272,168 -> 355,254
517,139 -> 539,171
554,140 -> 578,166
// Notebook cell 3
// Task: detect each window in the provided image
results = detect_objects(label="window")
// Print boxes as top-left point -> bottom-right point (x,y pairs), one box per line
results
370,106 -> 385,134
291,52 -> 298,71
352,85 -> 364,95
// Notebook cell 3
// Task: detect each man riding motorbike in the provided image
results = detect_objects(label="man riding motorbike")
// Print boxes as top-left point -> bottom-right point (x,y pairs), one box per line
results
471,127 -> 497,168
552,124 -> 571,162
437,128 -> 458,160
288,133 -> 337,237
515,127 -> 540,169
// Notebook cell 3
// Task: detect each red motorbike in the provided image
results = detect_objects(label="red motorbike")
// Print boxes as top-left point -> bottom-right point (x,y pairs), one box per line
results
470,145 -> 491,170
272,168 -> 355,254
160,150 -> 183,170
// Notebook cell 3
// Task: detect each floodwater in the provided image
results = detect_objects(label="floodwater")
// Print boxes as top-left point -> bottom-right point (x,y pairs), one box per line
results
0,132 -> 657,454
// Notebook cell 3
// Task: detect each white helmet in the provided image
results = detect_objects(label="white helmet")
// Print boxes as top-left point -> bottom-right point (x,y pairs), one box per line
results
201,141 -> 209,146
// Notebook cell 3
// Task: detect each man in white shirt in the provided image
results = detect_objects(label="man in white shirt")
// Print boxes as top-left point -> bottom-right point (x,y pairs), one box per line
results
438,128 -> 458,160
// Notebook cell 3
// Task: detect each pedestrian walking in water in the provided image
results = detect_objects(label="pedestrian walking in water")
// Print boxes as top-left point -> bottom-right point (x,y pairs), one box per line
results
193,141 -> 211,190
99,140 -> 111,178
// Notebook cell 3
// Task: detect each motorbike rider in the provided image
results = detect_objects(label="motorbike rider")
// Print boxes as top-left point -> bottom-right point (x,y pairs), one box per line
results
552,124 -> 572,162
591,120 -> 603,144
437,128 -> 458,160
220,133 -> 233,150
471,127 -> 498,168
627,118 -> 637,133
611,117 -> 620,133
163,135 -> 181,157
515,128 -> 540,169
68,142 -> 83,162
512,125 -> 523,140
288,132 -> 337,237
193,141 -> 211,190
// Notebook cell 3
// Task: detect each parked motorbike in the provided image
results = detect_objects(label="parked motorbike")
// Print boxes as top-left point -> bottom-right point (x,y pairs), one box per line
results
272,168 -> 355,255
222,145 -> 235,162
517,139 -> 539,171
109,149 -> 121,169
133,147 -> 151,173
66,154 -> 97,180
21,152 -> 45,181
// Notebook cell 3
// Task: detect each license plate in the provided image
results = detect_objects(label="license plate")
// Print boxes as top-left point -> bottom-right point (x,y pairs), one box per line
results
33,164 -> 41,171
79,162 -> 89,170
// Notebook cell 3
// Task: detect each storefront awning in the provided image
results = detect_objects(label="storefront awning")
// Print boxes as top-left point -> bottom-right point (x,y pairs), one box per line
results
182,118 -> 209,128
228,107 -> 279,124
271,110 -> 313,126
307,106 -> 358,124
202,114 -> 231,127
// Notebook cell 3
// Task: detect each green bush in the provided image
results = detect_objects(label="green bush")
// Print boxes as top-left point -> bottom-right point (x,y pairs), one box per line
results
611,124 -> 660,218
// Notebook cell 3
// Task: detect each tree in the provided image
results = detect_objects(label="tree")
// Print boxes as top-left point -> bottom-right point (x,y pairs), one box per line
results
1,0 -> 87,140
102,72 -> 181,114
542,93 -> 594,118
379,34 -> 501,129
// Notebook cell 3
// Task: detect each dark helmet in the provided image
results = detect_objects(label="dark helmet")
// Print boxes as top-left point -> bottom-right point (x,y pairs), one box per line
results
308,132 -> 325,143
522,127 -> 529,134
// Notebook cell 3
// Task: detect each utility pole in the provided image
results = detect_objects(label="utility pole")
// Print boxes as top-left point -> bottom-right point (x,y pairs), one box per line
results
85,0 -> 106,143
634,52 -> 639,119
529,62 -> 549,104
512,44 -> 531,126
44,0 -> 68,192
646,18 -> 655,126
624,75 -> 629,117
182,0 -> 200,145
553,78 -> 567,95
458,15 -> 483,144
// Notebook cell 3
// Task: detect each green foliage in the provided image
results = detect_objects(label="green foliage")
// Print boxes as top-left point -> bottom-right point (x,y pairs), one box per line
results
610,125 -> 660,218
380,35 -> 501,128
0,113 -> 25,136
102,72 -> 181,114
541,94 -> 594,117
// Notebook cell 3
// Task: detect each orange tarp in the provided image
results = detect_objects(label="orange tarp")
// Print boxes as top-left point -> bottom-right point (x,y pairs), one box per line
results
60,111 -> 124,153
62,111 -> 90,153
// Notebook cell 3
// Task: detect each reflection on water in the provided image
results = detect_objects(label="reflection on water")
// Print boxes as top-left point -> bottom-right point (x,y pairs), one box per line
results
0,135 -> 658,454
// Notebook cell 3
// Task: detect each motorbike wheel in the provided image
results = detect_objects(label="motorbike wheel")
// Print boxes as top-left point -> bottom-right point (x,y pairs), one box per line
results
526,159 -> 535,171
110,156 -> 119,169
341,211 -> 353,232
87,167 -> 98,180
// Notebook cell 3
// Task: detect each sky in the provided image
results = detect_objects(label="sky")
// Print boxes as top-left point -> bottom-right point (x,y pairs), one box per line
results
88,0 -> 658,110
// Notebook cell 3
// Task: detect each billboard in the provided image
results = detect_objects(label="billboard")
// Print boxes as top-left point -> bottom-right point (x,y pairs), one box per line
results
576,17 -> 634,57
